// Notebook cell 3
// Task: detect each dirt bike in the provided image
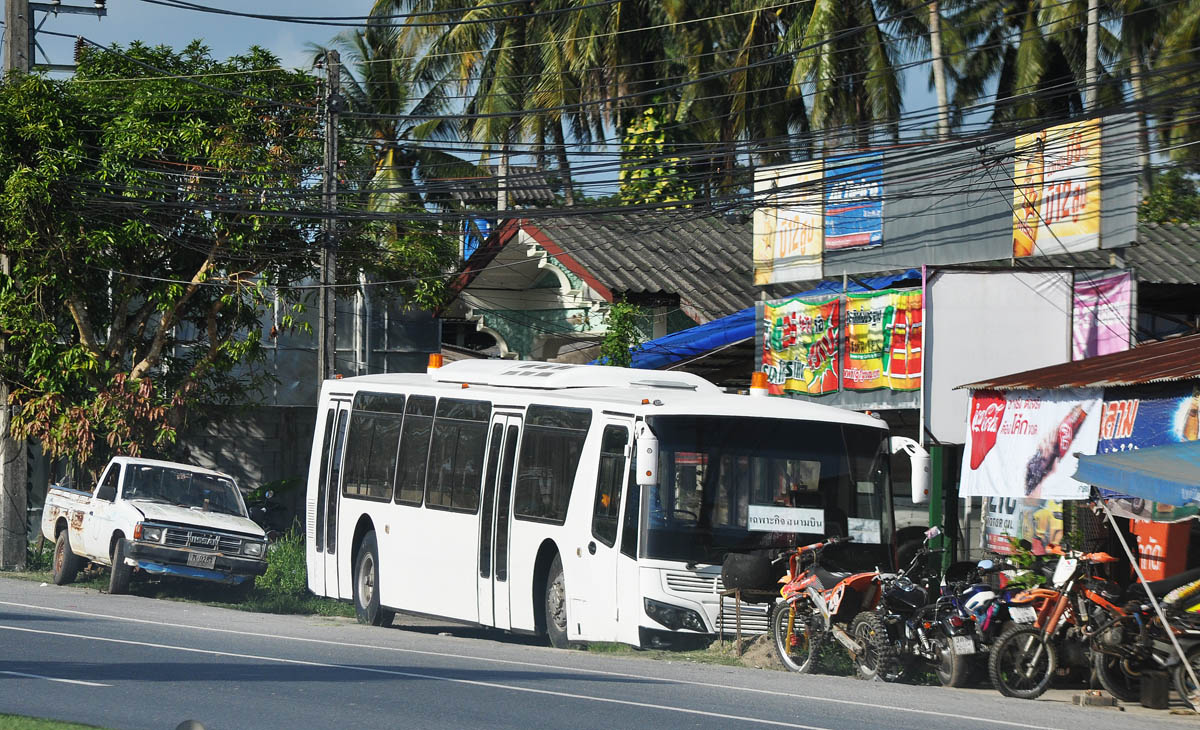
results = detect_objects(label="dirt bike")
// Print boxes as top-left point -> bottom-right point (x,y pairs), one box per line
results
989,545 -> 1200,701
770,536 -> 884,674
845,527 -> 963,683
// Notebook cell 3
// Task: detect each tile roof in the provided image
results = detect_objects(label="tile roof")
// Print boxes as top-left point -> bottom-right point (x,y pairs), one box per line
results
1030,223 -> 1200,284
960,332 -> 1200,390
527,212 -> 754,322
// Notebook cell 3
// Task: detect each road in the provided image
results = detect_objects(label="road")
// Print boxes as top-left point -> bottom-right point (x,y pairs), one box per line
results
0,577 -> 1192,730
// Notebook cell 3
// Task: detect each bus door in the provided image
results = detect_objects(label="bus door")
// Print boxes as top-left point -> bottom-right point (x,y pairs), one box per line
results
576,419 -> 633,642
310,398 -> 351,598
478,412 -> 522,629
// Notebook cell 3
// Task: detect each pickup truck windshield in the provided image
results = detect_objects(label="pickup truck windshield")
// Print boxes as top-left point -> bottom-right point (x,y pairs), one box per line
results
122,465 -> 247,518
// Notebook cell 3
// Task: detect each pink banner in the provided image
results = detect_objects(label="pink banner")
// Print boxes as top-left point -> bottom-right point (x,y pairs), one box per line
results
1072,271 -> 1132,360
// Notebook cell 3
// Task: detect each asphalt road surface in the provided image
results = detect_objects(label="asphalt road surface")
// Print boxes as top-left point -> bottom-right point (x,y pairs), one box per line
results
0,577 -> 1193,730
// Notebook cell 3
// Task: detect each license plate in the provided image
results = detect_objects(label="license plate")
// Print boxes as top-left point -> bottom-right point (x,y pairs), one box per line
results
1010,605 -> 1037,623
187,552 -> 216,569
950,635 -> 976,655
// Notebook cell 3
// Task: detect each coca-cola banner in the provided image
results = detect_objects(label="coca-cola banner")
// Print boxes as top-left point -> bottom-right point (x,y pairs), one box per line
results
1012,118 -> 1101,258
843,290 -> 923,392
960,388 -> 1103,500
761,296 -> 840,396
1072,270 -> 1133,360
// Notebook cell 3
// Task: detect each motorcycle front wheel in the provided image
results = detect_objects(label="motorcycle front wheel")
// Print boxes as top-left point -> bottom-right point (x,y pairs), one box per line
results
989,624 -> 1056,699
770,600 -> 823,673
849,611 -> 902,682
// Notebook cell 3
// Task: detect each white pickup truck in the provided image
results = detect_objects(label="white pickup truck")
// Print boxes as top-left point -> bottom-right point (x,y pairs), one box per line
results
41,456 -> 268,595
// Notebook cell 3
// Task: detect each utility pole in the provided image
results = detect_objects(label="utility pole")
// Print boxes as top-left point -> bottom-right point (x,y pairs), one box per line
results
318,50 -> 341,384
1,0 -> 31,570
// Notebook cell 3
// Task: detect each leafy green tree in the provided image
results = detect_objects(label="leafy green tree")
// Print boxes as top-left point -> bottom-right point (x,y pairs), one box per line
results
619,106 -> 698,207
0,42 -> 453,474
598,302 -> 645,368
1139,168 -> 1200,223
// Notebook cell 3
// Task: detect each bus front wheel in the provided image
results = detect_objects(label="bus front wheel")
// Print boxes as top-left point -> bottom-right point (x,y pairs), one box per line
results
545,555 -> 569,649
354,532 -> 394,627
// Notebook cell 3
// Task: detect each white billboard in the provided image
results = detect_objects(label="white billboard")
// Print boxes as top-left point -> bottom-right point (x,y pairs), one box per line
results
922,270 -> 1074,444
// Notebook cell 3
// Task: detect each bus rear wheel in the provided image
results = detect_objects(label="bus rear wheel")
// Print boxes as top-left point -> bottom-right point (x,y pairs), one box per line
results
354,532 -> 394,627
545,555 -> 569,649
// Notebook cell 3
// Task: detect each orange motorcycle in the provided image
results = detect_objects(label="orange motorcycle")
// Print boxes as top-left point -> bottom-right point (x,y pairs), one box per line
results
770,536 -> 887,674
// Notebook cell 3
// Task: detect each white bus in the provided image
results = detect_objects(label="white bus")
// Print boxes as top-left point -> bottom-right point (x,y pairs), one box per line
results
305,359 -> 927,648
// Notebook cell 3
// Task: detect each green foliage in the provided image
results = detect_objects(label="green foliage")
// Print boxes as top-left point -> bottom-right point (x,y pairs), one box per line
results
598,302 -> 644,368
257,529 -> 309,597
1139,168 -> 1200,224
0,714 -> 114,730
618,107 -> 697,208
0,42 -> 455,473
1003,536 -> 1048,590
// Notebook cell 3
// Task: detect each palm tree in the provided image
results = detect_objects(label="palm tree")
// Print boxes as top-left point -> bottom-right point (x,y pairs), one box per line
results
311,23 -> 479,214
945,0 -> 1120,130
781,0 -> 903,150
1145,0 -> 1200,171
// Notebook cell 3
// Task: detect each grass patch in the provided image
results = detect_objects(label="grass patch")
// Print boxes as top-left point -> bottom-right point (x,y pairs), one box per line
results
5,532 -> 353,620
0,715 -> 112,730
585,639 -> 744,667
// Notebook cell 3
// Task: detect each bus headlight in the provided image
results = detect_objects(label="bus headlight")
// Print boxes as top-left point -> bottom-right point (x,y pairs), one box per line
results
242,541 -> 265,558
644,598 -> 706,632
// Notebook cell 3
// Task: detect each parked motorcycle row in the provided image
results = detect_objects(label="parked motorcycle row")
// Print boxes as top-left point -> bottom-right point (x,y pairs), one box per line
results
756,528 -> 1200,708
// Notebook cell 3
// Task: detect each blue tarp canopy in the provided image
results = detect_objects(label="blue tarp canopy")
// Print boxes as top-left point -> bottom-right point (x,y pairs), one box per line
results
1073,441 -> 1200,506
603,269 -> 921,370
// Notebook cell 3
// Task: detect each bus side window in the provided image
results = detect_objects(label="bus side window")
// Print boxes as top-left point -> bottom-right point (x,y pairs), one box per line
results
315,407 -> 335,552
395,396 -> 435,505
425,398 -> 490,512
343,392 -> 405,501
592,425 -> 627,547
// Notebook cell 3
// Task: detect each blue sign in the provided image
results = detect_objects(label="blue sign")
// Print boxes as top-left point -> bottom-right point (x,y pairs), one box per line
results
463,218 -> 492,261
824,153 -> 883,251
1098,383 -> 1200,453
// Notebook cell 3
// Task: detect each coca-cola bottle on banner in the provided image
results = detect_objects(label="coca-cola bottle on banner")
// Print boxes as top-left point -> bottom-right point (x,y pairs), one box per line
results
1024,405 -> 1088,496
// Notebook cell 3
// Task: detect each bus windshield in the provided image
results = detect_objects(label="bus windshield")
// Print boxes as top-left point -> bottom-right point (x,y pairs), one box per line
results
640,415 -> 893,572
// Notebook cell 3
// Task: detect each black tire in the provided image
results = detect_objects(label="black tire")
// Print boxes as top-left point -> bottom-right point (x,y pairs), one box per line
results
353,532 -> 394,627
849,611 -> 901,682
1172,645 -> 1200,710
229,578 -> 255,602
770,600 -> 823,673
545,555 -> 570,649
108,538 -> 133,595
931,631 -> 971,688
989,624 -> 1056,699
1093,653 -> 1143,703
51,531 -> 81,586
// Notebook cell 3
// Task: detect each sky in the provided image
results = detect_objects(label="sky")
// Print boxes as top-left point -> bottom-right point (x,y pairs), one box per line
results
22,0 -> 364,73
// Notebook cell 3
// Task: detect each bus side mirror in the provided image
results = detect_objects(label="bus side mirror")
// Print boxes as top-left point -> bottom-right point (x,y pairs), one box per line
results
890,436 -> 930,505
635,423 -> 659,487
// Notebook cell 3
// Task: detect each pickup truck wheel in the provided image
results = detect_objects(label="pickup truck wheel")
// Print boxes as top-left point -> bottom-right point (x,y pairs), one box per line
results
108,538 -> 133,595
51,531 -> 81,586
353,532 -> 394,627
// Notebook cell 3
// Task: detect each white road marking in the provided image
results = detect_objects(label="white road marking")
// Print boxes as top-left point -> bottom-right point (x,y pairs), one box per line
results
0,624 -> 821,729
0,599 -> 1058,730
0,669 -> 112,687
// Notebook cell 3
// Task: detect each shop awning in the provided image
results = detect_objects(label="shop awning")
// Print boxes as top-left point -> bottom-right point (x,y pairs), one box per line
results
1073,441 -> 1200,506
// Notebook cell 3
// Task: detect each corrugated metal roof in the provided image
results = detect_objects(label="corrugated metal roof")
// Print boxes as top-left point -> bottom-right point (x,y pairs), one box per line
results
433,166 -> 557,206
529,213 -> 755,322
961,333 -> 1200,390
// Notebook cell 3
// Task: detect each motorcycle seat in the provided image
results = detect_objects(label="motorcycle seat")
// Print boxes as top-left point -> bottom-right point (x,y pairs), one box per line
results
1127,566 -> 1200,601
814,566 -> 853,590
